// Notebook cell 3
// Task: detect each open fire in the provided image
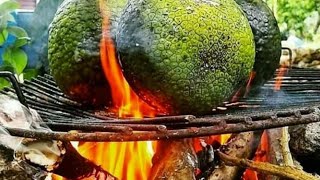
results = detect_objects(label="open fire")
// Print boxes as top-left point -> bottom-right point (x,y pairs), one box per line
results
53,0 -> 285,179
1,0 -> 320,179
80,1 -> 244,179
31,0 -> 306,179
53,1 -> 238,179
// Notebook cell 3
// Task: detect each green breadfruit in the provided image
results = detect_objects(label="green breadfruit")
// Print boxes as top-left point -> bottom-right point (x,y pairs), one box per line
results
116,0 -> 255,115
235,0 -> 282,86
48,0 -> 127,107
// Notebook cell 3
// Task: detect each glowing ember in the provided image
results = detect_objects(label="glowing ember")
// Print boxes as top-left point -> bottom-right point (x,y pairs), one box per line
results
274,66 -> 288,91
194,134 -> 231,152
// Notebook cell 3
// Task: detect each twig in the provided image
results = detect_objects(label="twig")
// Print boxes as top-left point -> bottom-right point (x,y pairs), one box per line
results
218,151 -> 319,180
280,127 -> 294,166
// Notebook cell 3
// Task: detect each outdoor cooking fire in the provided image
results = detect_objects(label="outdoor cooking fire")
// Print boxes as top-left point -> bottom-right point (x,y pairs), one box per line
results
53,1 -> 239,179
3,0 -> 320,180
53,0 -> 283,179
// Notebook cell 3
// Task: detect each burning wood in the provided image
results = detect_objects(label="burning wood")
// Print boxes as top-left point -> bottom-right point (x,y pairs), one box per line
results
16,140 -> 117,180
208,131 -> 262,180
149,139 -> 198,180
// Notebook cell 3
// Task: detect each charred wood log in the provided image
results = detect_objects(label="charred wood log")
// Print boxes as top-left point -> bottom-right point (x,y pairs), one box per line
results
265,129 -> 285,180
15,140 -> 117,180
208,131 -> 263,180
149,139 -> 198,180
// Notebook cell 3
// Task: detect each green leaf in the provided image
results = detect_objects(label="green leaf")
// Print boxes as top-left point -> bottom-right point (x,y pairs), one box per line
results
1,12 -> 15,23
0,29 -> 8,46
23,69 -> 39,80
0,12 -> 16,29
0,0 -> 20,15
5,13 -> 15,22
0,64 -> 15,72
2,47 -> 28,74
0,78 -> 10,90
2,47 -> 13,65
7,26 -> 29,38
12,48 -> 27,74
13,37 -> 30,47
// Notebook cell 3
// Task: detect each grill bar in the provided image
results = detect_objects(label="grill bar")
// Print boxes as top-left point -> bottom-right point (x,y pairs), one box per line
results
3,106 -> 319,141
1,67 -> 320,141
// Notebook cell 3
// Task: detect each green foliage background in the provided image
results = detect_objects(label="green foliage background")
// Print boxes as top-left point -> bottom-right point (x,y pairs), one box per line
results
263,0 -> 320,41
0,0 -> 38,89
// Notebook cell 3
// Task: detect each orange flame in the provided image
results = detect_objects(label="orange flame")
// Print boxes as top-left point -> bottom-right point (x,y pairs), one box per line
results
244,71 -> 256,98
99,6 -> 156,117
274,66 -> 288,91
231,71 -> 256,102
243,131 -> 269,180
77,1 -> 164,179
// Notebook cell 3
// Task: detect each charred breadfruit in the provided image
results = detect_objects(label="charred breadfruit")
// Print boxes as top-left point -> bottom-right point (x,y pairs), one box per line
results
235,0 -> 282,86
116,0 -> 255,115
48,0 -> 127,107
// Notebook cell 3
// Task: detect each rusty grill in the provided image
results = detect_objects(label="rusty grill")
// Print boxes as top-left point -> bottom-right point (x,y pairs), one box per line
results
0,67 -> 320,142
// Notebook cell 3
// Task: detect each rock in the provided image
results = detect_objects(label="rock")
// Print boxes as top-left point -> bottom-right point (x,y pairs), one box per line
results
289,122 -> 320,174
280,47 -> 320,69
311,60 -> 320,66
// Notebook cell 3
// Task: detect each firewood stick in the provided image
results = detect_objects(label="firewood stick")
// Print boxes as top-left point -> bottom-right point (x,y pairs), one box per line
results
15,140 -> 117,180
149,139 -> 198,180
280,127 -> 294,166
208,131 -> 263,180
218,151 -> 319,180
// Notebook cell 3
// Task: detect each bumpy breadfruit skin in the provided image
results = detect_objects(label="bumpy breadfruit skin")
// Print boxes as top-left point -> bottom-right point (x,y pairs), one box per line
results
235,0 -> 281,86
117,0 -> 255,115
48,0 -> 127,107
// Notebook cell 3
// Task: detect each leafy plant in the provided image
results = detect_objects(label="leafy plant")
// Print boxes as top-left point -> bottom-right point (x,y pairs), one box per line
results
0,0 -> 32,88
263,0 -> 320,41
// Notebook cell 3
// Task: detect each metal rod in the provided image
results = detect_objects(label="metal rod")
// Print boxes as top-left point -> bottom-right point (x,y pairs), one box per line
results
282,47 -> 293,65
0,71 -> 29,108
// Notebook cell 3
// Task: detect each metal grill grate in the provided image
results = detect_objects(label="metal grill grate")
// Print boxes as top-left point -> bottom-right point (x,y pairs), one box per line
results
1,67 -> 320,142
